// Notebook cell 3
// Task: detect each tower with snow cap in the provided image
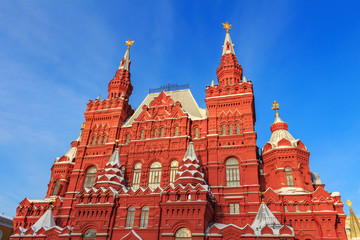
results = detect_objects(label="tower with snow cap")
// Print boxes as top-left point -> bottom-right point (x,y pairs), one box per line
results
262,101 -> 313,192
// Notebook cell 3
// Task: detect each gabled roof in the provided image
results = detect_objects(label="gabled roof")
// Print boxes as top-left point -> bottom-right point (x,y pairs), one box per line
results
122,89 -> 207,127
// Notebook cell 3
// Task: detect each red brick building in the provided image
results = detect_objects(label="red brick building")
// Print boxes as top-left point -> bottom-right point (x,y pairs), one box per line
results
11,23 -> 347,240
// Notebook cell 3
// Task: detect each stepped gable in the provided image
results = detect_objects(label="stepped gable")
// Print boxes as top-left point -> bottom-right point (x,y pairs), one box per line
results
263,108 -> 307,153
251,202 -> 294,237
122,89 -> 207,127
93,148 -> 126,190
174,141 -> 206,186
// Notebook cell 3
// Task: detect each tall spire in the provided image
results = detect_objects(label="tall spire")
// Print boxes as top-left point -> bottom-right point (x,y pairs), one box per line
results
222,22 -> 235,56
347,200 -> 360,239
216,22 -> 242,87
107,39 -> 134,99
118,39 -> 134,71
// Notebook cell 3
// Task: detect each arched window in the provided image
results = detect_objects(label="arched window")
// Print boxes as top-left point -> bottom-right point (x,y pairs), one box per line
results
306,204 -> 311,212
52,180 -> 61,196
222,125 -> 226,135
125,134 -> 130,144
126,206 -> 135,228
236,123 -> 240,134
153,128 -> 158,138
103,104 -> 106,109
84,167 -> 97,188
229,124 -> 233,135
140,129 -> 144,140
160,128 -> 165,137
194,128 -> 199,139
140,206 -> 149,228
83,229 -> 96,240
285,167 -> 294,187
225,158 -> 240,186
91,136 -> 96,145
295,204 -> 299,212
148,162 -> 162,188
174,126 -> 178,136
175,227 -> 191,240
169,160 -> 179,183
132,163 -> 142,189
97,136 -> 102,145
102,135 -> 107,144
284,205 -> 288,212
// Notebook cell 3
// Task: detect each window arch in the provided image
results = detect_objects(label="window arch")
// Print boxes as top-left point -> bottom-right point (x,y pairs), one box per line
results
126,206 -> 135,228
174,126 -> 179,136
83,229 -> 96,240
285,167 -> 294,187
236,123 -> 240,134
175,227 -> 191,240
140,206 -> 149,228
102,135 -> 107,144
169,160 -> 179,183
160,128 -> 165,138
148,162 -> 162,188
125,134 -> 130,144
194,128 -> 199,139
84,167 -> 97,188
222,125 -> 226,135
52,180 -> 61,196
91,136 -> 96,145
225,158 -> 240,186
140,129 -> 145,140
153,128 -> 158,138
132,163 -> 142,189
229,124 -> 233,135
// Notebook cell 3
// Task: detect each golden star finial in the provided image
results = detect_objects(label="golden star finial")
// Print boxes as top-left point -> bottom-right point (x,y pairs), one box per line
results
222,21 -> 232,33
346,200 -> 353,207
126,38 -> 135,49
272,100 -> 279,113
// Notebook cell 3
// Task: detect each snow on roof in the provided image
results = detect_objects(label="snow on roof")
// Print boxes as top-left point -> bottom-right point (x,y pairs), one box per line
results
251,202 -> 280,231
274,187 -> 311,195
120,230 -> 143,240
31,209 -> 56,233
122,89 -> 207,127
222,32 -> 235,56
107,148 -> 121,168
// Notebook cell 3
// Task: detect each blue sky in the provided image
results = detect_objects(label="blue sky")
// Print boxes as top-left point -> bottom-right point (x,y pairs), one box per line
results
1,1 -> 359,218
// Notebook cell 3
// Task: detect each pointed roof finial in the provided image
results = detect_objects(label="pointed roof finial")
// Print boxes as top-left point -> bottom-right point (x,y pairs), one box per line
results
222,21 -> 232,33
96,94 -> 100,100
126,38 -> 135,49
242,75 -> 247,83
211,79 -> 215,87
272,100 -> 279,114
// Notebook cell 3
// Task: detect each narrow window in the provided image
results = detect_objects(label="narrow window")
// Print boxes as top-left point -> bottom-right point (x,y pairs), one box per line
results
229,203 -> 240,214
284,205 -> 288,212
306,205 -> 311,212
52,180 -> 61,196
83,229 -> 96,240
140,129 -> 144,140
91,136 -> 96,145
222,125 -> 226,135
102,135 -> 107,144
154,128 -> 158,138
84,167 -> 97,188
103,104 -> 106,109
126,134 -> 130,144
160,128 -> 165,138
174,126 -> 178,136
227,90 -> 230,95
97,136 -> 102,145
194,128 -> 199,139
295,205 -> 299,212
140,206 -> 149,228
132,163 -> 142,189
236,123 -> 240,134
126,206 -> 135,228
229,124 -> 233,135
175,228 -> 191,240
285,167 -> 294,187
169,161 -> 179,183
226,158 -> 240,186
148,162 -> 162,188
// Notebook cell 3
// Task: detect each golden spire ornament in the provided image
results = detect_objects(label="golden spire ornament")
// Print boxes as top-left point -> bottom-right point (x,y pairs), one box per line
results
222,21 -> 232,33
347,200 -> 353,207
126,38 -> 135,49
272,100 -> 280,113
